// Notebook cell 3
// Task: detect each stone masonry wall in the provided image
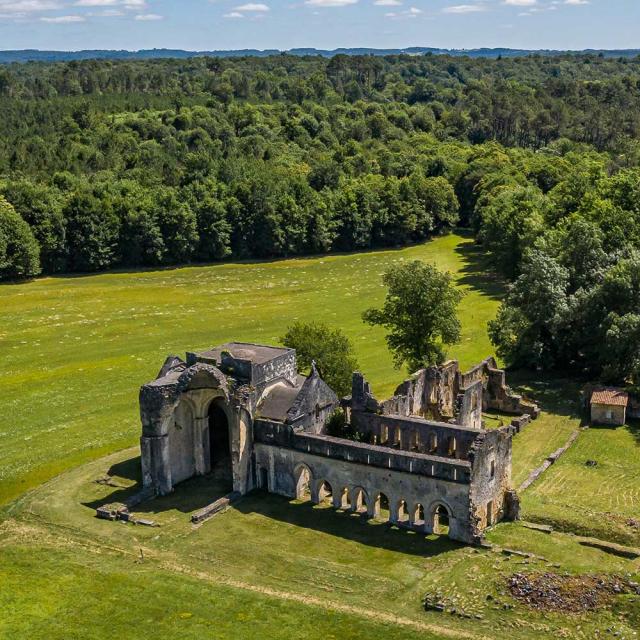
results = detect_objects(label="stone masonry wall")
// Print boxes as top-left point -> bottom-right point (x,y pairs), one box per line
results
253,442 -> 475,543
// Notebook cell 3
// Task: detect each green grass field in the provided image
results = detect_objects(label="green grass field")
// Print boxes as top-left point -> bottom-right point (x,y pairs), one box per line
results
2,232 -> 639,639
0,232 -> 500,506
2,447 -> 638,640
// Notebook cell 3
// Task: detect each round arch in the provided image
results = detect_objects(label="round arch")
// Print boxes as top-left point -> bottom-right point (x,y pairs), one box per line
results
429,501 -> 453,536
350,486 -> 369,514
316,479 -> 333,504
397,498 -> 410,523
293,463 -> 313,500
374,492 -> 390,520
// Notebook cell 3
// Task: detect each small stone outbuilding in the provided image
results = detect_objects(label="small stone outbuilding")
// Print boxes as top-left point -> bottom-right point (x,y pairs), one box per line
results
590,388 -> 629,426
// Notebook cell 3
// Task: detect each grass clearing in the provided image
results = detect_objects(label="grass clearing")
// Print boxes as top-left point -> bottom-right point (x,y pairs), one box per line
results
0,232 -> 501,506
2,448 -> 638,640
2,231 -> 640,638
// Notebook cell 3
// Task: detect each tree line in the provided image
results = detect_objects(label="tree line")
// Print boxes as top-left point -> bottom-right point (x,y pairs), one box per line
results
1,53 -> 640,386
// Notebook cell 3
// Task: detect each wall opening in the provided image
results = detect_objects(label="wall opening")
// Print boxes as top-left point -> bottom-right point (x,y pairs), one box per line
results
414,503 -> 425,526
208,399 -> 232,483
490,459 -> 495,479
448,436 -> 457,458
375,492 -> 389,520
486,500 -> 494,527
398,500 -> 409,523
340,487 -> 350,509
294,464 -> 312,500
259,466 -> 269,490
429,433 -> 438,454
318,480 -> 333,504
433,504 -> 450,536
352,487 -> 367,514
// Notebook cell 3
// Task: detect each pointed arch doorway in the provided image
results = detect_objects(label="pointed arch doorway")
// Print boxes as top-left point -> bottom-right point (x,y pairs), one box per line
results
208,398 -> 233,484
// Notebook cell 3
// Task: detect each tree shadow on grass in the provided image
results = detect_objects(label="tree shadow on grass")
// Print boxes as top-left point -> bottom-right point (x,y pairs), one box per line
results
234,491 -> 462,558
506,370 -> 585,421
624,419 -> 640,446
454,238 -> 506,301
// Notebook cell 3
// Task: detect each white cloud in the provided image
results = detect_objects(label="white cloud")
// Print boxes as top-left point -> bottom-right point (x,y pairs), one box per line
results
234,2 -> 269,10
503,0 -> 536,5
41,13 -> 85,21
565,0 -> 588,4
0,0 -> 61,12
75,0 -> 120,5
443,3 -> 486,13
305,0 -> 358,7
90,8 -> 124,15
374,0 -> 401,5
223,10 -> 244,17
134,12 -> 162,19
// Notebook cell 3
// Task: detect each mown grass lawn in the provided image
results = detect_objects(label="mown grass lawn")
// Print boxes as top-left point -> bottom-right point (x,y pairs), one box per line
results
522,421 -> 640,546
0,232 -> 501,506
2,447 -> 638,640
2,231 -> 640,640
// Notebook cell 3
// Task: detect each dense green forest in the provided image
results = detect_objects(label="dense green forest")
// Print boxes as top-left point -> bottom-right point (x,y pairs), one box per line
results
1,53 -> 640,383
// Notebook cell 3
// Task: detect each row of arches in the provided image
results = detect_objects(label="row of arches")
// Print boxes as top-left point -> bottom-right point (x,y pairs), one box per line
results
294,464 -> 451,537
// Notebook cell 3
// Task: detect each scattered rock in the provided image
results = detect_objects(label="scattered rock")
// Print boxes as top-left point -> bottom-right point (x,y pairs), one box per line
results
507,572 -> 636,613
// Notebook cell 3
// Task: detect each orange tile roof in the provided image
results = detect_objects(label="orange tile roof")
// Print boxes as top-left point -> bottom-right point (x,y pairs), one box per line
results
591,389 -> 629,407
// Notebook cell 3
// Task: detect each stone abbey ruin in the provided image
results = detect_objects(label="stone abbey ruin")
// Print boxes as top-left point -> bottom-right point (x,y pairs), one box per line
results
139,342 -> 539,544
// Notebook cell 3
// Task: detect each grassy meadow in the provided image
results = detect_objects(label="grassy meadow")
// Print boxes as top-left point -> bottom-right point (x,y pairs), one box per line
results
0,232 -> 500,506
2,231 -> 640,639
1,447 -> 638,640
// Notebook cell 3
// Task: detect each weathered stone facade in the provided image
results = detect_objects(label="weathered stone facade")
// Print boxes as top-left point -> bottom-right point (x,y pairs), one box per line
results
140,343 -> 535,544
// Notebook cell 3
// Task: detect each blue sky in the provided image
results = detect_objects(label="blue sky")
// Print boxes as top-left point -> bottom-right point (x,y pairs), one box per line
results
0,0 -> 637,52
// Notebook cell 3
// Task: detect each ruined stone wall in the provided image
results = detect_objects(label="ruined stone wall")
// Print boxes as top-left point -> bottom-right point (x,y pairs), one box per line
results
484,365 -> 538,416
348,411 -> 481,460
468,427 -> 514,532
455,379 -> 483,429
254,419 -> 471,483
287,370 -> 339,433
168,400 -> 197,485
253,442 -> 476,543
374,358 -> 538,427
252,350 -> 298,389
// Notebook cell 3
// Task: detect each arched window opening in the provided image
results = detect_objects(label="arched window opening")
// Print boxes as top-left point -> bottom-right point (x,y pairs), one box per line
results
294,465 -> 312,500
340,487 -> 350,509
318,480 -> 333,504
398,500 -> 409,523
448,436 -> 457,458
433,504 -> 450,536
375,492 -> 390,520
351,487 -> 368,514
414,503 -> 425,526
208,399 -> 232,484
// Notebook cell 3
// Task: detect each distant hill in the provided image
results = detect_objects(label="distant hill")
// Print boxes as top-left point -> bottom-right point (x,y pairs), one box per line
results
1,46 -> 639,64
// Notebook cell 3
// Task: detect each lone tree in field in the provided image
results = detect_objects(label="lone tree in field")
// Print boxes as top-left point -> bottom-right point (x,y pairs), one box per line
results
363,260 -> 463,372
281,321 -> 359,397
